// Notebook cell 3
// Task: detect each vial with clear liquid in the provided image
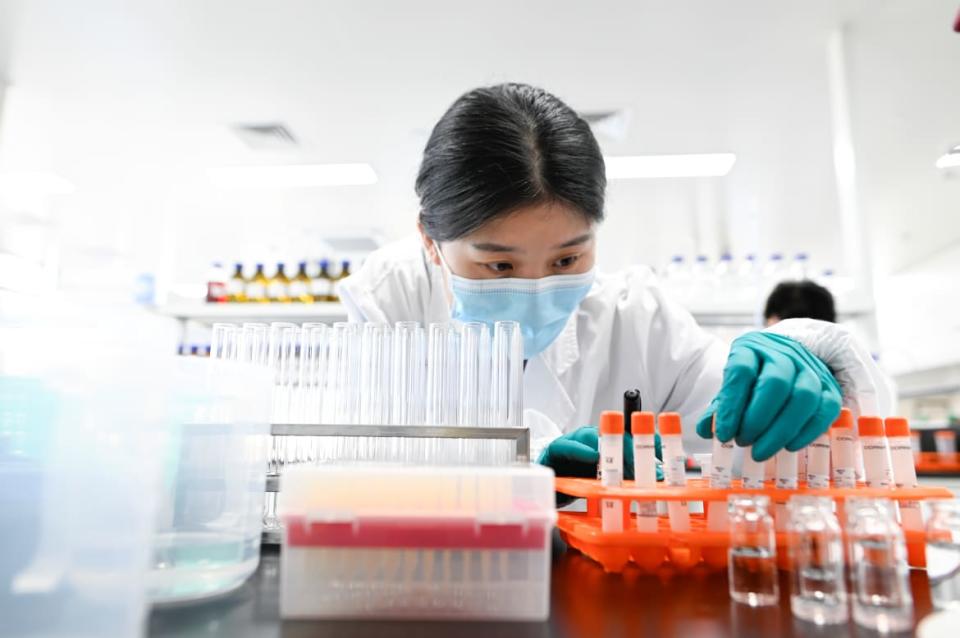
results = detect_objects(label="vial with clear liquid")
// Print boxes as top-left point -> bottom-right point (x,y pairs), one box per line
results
787,496 -> 848,625
847,499 -> 913,633
926,500 -> 960,611
728,495 -> 779,606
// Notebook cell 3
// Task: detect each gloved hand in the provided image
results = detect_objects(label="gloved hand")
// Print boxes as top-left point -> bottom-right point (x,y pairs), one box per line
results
696,332 -> 842,462
537,426 -> 663,480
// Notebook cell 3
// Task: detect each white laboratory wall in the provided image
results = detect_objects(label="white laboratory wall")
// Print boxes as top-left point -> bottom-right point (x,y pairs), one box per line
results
844,1 -> 960,377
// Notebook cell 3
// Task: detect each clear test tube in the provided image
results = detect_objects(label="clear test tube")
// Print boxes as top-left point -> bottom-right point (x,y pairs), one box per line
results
829,408 -> 857,488
425,323 -> 454,425
935,430 -> 957,459
660,412 -> 690,532
491,320 -> 523,428
392,321 -> 425,429
774,449 -> 799,531
708,417 -> 734,532
632,412 -> 659,533
806,430 -> 831,489
210,322 -> 238,360
239,322 -> 269,366
267,322 -> 299,425
359,323 -> 390,425
728,494 -> 779,607
599,411 -> 625,533
295,323 -> 328,426
858,416 -> 893,489
741,447 -> 766,489
457,321 -> 484,434
884,417 -> 923,531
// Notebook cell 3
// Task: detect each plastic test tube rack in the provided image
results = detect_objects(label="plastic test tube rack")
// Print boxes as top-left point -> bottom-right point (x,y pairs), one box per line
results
554,476 -> 954,574
914,451 -> 960,476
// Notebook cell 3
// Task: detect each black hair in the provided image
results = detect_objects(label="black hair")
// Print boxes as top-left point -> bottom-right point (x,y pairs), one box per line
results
764,280 -> 837,323
416,83 -> 606,242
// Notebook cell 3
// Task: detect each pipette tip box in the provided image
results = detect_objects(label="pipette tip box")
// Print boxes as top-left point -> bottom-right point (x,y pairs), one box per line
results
279,464 -> 556,621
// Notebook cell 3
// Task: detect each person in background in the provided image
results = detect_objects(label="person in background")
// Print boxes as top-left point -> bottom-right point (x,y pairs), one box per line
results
764,280 -> 837,327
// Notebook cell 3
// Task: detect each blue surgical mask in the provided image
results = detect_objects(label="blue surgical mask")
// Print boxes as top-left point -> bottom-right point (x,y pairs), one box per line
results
434,243 -> 595,358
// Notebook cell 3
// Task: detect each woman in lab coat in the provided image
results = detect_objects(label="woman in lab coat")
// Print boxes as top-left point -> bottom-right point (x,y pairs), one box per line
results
339,83 -> 888,475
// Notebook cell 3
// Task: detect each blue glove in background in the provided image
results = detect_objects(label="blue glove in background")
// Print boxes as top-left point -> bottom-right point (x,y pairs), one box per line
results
696,332 -> 842,462
537,425 -> 663,480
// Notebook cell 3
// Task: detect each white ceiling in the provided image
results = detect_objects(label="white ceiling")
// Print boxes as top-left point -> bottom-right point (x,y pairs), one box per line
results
0,0 -> 956,284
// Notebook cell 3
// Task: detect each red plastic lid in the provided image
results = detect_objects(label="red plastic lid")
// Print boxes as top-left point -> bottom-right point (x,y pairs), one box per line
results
659,412 -> 682,436
599,410 -> 624,435
631,411 -> 655,435
884,417 -> 910,438
858,416 -> 884,437
830,407 -> 853,430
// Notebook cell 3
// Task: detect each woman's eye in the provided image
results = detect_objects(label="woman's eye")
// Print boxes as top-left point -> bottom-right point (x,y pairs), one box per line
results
486,262 -> 513,273
555,255 -> 580,269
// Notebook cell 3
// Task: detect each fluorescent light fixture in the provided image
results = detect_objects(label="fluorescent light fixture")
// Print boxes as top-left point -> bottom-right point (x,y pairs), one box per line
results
0,171 -> 76,195
207,163 -> 378,188
935,145 -> 960,169
604,153 -> 736,179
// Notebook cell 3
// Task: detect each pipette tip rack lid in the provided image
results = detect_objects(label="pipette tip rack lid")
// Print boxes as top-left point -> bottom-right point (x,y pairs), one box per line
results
630,411 -> 655,436
830,407 -> 853,430
857,415 -> 884,437
599,410 -> 624,435
884,417 -> 910,438
658,412 -> 681,436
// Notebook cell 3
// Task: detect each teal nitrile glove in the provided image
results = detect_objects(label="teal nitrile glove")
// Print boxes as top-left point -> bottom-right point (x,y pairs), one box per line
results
536,425 -> 663,479
696,332 -> 842,463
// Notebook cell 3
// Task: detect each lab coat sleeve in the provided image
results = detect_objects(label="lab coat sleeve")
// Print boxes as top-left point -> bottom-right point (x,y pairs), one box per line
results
630,279 -> 728,450
766,318 -> 894,418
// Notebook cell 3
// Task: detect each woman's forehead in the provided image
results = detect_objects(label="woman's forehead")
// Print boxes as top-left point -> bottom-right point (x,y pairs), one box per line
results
458,202 -> 594,253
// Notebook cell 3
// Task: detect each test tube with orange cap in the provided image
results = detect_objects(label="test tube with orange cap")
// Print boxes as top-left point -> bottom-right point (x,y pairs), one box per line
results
858,416 -> 893,489
708,415 -> 733,532
829,408 -> 856,488
741,446 -> 766,489
806,426 -> 831,489
885,417 -> 923,531
659,412 -> 690,532
599,410 -> 624,533
631,411 -> 659,533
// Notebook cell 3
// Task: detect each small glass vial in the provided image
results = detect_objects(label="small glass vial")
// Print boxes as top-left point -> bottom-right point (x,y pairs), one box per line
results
728,495 -> 779,606
846,498 -> 913,633
926,500 -> 960,611
787,496 -> 848,625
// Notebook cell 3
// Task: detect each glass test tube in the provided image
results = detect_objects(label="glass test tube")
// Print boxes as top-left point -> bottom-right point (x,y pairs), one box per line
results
490,321 -> 523,428
210,322 -> 238,360
660,413 -> 690,532
925,500 -> 960,611
728,494 -> 779,607
774,449 -> 799,531
239,322 -> 269,366
829,408 -> 856,488
885,417 -> 923,531
296,323 -> 328,426
741,446 -> 766,489
360,323 -> 391,426
858,416 -> 893,488
424,323 -> 456,462
392,321 -> 425,431
787,496 -> 848,625
806,431 -> 831,489
846,499 -> 913,633
632,412 -> 659,533
267,322 -> 299,425
599,411 -> 625,533
708,416 -> 734,532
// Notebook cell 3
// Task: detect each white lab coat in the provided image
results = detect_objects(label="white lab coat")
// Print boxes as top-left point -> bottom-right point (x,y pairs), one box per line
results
338,236 -> 728,456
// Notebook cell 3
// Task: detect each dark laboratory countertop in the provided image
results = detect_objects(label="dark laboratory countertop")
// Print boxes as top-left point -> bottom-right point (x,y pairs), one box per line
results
149,531 -> 939,638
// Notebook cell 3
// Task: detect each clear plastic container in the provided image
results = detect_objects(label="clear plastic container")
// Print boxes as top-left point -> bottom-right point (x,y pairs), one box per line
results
279,464 -> 556,621
1,320 -> 175,637
148,357 -> 272,605
728,495 -> 779,607
926,500 -> 960,611
787,496 -> 848,625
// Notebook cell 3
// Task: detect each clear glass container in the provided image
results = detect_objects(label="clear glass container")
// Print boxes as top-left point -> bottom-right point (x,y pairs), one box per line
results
728,494 -> 779,606
926,500 -> 960,611
846,498 -> 913,633
787,496 -> 847,625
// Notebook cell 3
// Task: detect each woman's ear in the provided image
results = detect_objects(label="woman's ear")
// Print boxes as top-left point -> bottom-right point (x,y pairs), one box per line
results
418,221 -> 441,266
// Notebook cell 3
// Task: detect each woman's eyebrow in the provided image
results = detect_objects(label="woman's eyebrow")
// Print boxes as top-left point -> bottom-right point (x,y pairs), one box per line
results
554,233 -> 593,249
471,242 -> 518,253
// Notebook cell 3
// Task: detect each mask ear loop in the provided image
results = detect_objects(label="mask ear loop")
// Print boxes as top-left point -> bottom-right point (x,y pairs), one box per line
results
432,240 -> 457,315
